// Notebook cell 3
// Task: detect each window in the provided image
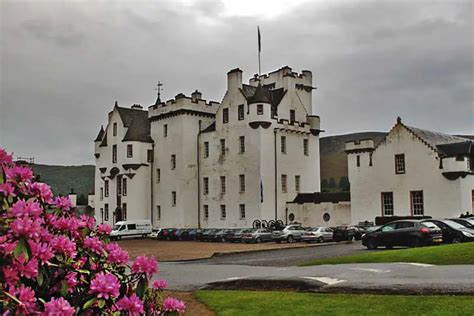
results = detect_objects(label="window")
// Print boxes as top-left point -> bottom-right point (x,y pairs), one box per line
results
411,191 -> 424,215
104,180 -> 109,197
112,145 -> 117,163
147,149 -> 153,162
126,144 -> 133,158
127,223 -> 136,230
303,139 -> 309,156
204,142 -> 209,158
203,205 -> 209,220
171,154 -> 176,170
117,177 -> 122,196
223,108 -> 229,123
290,110 -> 296,122
369,153 -> 373,166
356,155 -> 360,167
281,136 -> 286,154
257,104 -> 263,115
156,205 -> 161,220
295,175 -> 300,192
156,169 -> 160,183
220,139 -> 226,157
238,104 -> 244,120
239,174 -> 245,193
281,174 -> 287,193
240,204 -> 246,219
171,191 -> 177,206
100,188 -> 103,201
122,178 -> 127,196
104,204 -> 109,221
163,124 -> 168,137
113,123 -> 117,136
395,154 -> 405,174
381,192 -> 394,216
220,176 -> 226,194
203,177 -> 209,195
239,136 -> 245,153
122,203 -> 127,220
220,205 -> 226,219
472,190 -> 474,212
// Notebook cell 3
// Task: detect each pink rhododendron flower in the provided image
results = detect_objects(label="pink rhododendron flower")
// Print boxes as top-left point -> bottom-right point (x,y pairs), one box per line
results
0,148 -> 13,164
0,182 -> 15,197
10,284 -> 37,314
162,297 -> 186,313
83,236 -> 103,254
152,279 -> 168,290
28,182 -> 53,203
10,199 -> 42,218
105,242 -> 129,265
3,266 -> 19,286
51,235 -> 77,258
116,294 -> 144,315
79,214 -> 96,229
89,272 -> 120,299
5,166 -> 33,183
65,272 -> 78,292
42,297 -> 75,316
15,255 -> 39,279
54,196 -> 73,211
131,255 -> 158,277
10,217 -> 42,238
97,223 -> 112,235
28,241 -> 54,264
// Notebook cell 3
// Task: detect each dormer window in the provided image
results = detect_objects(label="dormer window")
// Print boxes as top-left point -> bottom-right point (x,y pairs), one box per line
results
223,108 -> 229,123
127,144 -> 133,158
113,123 -> 117,136
290,110 -> 296,123
257,104 -> 264,115
238,104 -> 244,120
395,154 -> 405,174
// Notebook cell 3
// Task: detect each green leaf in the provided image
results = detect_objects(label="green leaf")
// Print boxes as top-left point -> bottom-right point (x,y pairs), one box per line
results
97,299 -> 105,309
37,271 -> 44,286
60,280 -> 68,296
83,297 -> 96,309
136,277 -> 147,299
14,237 -> 27,260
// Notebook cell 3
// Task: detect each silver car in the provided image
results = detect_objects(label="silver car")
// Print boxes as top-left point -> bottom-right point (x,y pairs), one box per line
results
272,225 -> 306,243
242,228 -> 273,243
302,227 -> 333,243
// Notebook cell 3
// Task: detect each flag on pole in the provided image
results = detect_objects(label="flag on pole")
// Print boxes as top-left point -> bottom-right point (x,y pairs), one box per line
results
260,178 -> 264,203
257,26 -> 261,53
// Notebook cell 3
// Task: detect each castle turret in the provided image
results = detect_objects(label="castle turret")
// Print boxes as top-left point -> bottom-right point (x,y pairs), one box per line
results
247,83 -> 272,128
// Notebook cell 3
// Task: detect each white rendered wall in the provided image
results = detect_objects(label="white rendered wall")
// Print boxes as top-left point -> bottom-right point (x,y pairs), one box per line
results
286,202 -> 351,227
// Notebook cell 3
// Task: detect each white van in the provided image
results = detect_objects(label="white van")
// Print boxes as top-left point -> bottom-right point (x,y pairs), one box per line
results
110,220 -> 152,240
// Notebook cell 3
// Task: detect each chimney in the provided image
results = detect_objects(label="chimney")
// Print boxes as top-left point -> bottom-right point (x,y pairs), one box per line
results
227,68 -> 243,91
131,104 -> 143,109
191,90 -> 202,102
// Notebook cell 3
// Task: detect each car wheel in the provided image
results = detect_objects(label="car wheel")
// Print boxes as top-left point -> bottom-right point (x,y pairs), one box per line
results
386,245 -> 393,249
366,239 -> 377,250
452,237 -> 461,244
276,240 -> 281,244
410,238 -> 421,248
317,237 -> 324,243
256,237 -> 262,243
287,235 -> 294,243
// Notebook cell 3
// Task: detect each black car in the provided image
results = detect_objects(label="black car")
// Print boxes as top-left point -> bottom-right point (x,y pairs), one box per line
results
449,218 -> 474,229
226,228 -> 250,243
201,228 -> 219,241
213,229 -> 232,242
333,226 -> 356,242
422,219 -> 474,243
362,220 -> 443,250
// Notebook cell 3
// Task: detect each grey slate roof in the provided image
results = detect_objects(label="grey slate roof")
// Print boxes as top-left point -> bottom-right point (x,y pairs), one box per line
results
201,122 -> 216,133
291,192 -> 350,204
241,84 -> 286,108
436,141 -> 473,157
116,107 -> 153,143
94,126 -> 105,142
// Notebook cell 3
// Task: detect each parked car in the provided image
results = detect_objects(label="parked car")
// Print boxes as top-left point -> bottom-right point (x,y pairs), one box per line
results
362,220 -> 443,250
213,229 -> 234,242
150,228 -> 162,239
272,225 -> 306,243
226,228 -> 250,243
333,226 -> 357,242
110,220 -> 152,240
159,228 -> 177,240
201,228 -> 219,241
242,228 -> 273,243
175,229 -> 189,241
449,218 -> 474,229
422,219 -> 474,243
302,227 -> 334,243
186,229 -> 201,241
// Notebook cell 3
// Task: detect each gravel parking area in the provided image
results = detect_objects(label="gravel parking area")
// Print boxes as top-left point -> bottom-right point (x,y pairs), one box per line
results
118,238 -> 334,261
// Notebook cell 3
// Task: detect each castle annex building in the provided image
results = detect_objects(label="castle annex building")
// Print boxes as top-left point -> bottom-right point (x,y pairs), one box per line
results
93,66 -> 322,228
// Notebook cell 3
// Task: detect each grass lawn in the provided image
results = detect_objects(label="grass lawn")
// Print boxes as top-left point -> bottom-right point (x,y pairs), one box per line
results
195,291 -> 474,316
301,242 -> 474,266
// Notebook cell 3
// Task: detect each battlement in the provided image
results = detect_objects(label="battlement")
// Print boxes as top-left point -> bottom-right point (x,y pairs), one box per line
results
345,139 -> 375,154
249,66 -> 313,90
148,91 -> 220,119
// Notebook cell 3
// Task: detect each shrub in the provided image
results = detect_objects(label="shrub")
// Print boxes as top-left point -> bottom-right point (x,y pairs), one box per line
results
0,148 -> 185,315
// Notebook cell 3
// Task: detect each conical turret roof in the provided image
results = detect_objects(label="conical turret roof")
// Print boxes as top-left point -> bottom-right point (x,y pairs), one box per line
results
248,83 -> 270,104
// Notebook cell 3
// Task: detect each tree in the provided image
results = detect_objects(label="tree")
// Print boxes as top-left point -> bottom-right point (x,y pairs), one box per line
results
328,177 -> 336,188
338,176 -> 350,192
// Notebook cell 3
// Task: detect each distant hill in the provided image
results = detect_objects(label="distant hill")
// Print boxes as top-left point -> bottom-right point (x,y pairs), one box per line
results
31,164 -> 95,202
320,132 -> 387,192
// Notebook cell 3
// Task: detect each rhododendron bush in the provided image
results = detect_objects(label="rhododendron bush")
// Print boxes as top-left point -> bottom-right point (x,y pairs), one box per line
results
0,148 -> 185,315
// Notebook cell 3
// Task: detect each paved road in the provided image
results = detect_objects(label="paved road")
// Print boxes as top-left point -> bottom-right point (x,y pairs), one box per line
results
193,241 -> 369,266
157,261 -> 474,294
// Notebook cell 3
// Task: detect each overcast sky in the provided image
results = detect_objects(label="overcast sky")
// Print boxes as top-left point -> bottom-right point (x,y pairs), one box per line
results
1,0 -> 473,165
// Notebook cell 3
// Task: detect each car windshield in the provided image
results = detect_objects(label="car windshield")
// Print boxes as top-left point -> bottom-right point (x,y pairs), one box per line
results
443,220 -> 468,230
309,227 -> 320,231
113,224 -> 121,231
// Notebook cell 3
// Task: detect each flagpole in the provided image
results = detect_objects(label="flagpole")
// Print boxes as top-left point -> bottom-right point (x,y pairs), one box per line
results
257,26 -> 261,76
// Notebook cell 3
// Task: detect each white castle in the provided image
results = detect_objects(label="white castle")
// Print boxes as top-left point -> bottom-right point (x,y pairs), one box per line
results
93,66 -> 322,228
